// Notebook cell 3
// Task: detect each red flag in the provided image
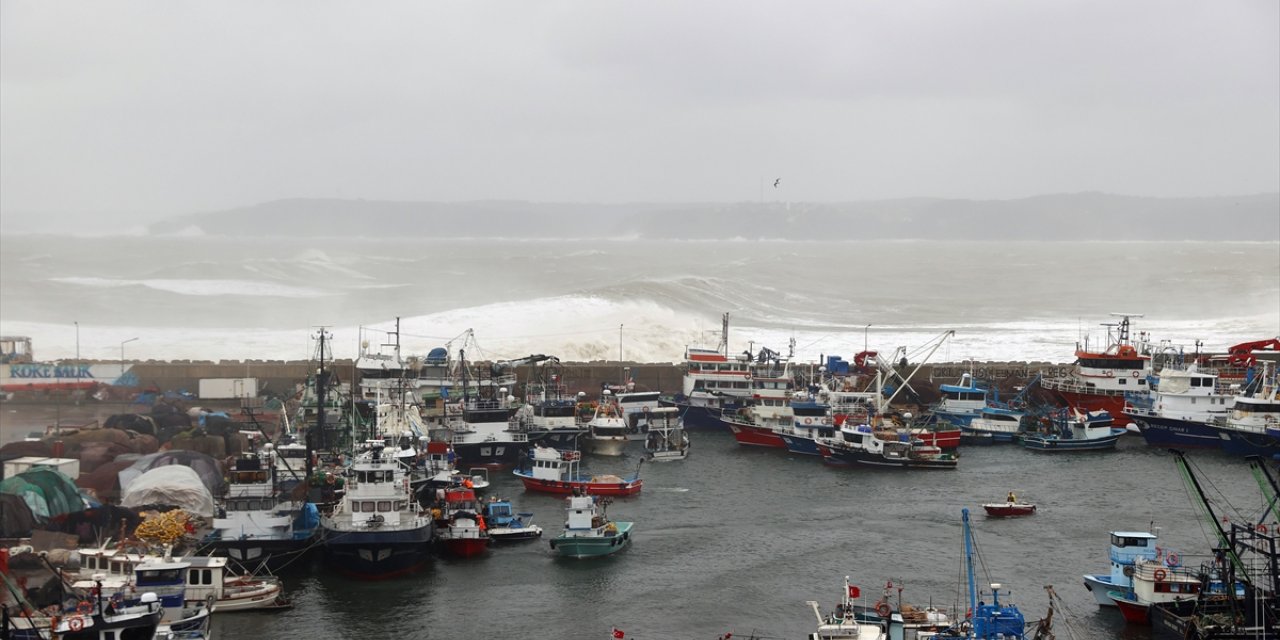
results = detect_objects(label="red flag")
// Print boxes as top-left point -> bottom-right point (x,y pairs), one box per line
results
848,585 -> 860,599
612,628 -> 625,639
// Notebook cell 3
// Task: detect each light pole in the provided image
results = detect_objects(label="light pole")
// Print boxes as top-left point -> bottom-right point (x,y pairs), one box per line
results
864,324 -> 872,353
120,337 -> 138,383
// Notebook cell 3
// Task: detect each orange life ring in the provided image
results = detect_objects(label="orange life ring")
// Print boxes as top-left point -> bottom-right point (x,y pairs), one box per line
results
1154,568 -> 1167,581
1258,523 -> 1269,534
76,601 -> 92,615
875,602 -> 891,617
1166,553 -> 1180,567
69,617 -> 84,632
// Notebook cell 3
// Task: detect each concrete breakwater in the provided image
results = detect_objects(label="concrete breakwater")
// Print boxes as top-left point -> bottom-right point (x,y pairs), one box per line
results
21,359 -> 1073,405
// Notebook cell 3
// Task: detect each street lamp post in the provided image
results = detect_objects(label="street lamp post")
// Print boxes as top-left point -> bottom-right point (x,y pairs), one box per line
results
120,337 -> 138,383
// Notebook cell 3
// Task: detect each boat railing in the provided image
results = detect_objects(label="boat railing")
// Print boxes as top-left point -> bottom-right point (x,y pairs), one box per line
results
1039,374 -> 1126,397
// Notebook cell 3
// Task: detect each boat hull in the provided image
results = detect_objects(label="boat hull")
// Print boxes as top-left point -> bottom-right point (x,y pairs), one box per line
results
663,399 -> 731,430
438,536 -> 490,558
1108,591 -> 1151,624
913,427 -> 962,450
820,444 -> 958,470
320,524 -> 433,579
983,503 -> 1036,517
1128,413 -> 1225,449
1082,574 -> 1121,607
1217,429 -> 1280,457
204,534 -> 316,573
1019,432 -> 1122,451
489,526 -> 542,542
723,420 -> 787,448
513,472 -> 643,496
550,522 -> 633,558
524,429 -> 585,449
452,440 -> 526,468
779,433 -> 823,456
1045,388 -> 1132,427
582,436 -> 628,456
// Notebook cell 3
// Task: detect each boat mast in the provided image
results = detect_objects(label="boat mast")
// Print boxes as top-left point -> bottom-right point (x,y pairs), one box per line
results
308,327 -> 332,481
962,507 -> 978,619
719,312 -> 730,356
1170,449 -> 1247,576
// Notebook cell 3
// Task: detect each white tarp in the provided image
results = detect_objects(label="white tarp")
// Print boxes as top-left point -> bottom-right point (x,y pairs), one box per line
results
120,465 -> 215,519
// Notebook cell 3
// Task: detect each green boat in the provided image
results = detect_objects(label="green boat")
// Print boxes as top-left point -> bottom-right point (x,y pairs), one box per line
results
549,495 -> 634,558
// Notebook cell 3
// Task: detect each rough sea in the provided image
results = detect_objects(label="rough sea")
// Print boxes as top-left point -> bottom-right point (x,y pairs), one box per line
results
0,234 -> 1276,364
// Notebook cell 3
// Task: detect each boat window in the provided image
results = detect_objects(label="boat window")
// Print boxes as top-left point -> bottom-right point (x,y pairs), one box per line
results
111,561 -> 123,574
378,501 -> 392,512
137,569 -> 182,585
1118,378 -> 1127,385
351,501 -> 362,512
1111,535 -> 1148,547
365,501 -> 378,512
202,569 -> 213,585
396,501 -> 406,511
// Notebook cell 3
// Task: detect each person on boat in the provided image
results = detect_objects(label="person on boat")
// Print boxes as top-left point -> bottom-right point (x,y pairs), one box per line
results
1007,491 -> 1017,503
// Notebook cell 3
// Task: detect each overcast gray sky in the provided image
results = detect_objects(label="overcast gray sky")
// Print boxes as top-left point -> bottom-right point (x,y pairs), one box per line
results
2,0 -> 1277,225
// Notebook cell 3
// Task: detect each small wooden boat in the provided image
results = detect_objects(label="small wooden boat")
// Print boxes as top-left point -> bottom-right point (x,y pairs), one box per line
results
982,502 -> 1036,517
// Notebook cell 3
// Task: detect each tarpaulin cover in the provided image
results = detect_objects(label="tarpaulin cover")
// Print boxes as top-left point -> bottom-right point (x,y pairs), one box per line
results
0,493 -> 37,536
0,468 -> 86,522
120,465 -> 215,519
118,450 -> 226,496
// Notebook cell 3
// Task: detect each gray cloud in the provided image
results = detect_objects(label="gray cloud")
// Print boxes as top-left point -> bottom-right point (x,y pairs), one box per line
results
2,0 -> 1277,227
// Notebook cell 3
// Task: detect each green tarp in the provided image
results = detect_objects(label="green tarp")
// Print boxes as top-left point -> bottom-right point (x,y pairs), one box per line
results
0,467 -> 86,523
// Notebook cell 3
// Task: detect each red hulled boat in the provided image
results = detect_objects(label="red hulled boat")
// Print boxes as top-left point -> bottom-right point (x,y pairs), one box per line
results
1039,314 -> 1152,427
513,446 -> 643,496
982,502 -> 1037,517
433,487 -> 491,557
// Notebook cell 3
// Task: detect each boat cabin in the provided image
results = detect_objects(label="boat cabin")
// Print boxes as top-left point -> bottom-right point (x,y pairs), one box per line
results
1106,531 -> 1158,588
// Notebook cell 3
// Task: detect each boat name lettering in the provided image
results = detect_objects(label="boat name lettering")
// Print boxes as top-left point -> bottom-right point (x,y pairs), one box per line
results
7,364 -> 95,379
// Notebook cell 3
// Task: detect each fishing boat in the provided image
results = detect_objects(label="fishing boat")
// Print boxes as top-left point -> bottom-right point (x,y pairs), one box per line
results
206,446 -> 319,572
320,441 -> 434,579
818,423 -> 958,470
448,348 -> 528,468
982,493 -> 1036,517
778,398 -> 836,456
513,357 -> 587,448
1019,409 -> 1126,451
720,357 -> 794,449
548,494 -> 634,558
482,497 -> 543,542
513,445 -> 643,496
75,546 -> 291,612
931,369 -> 990,428
1082,530 -> 1159,607
642,406 -> 690,461
964,406 -> 1026,443
956,508 -> 1028,639
663,313 -> 754,430
2,585 -> 165,640
806,576 -> 952,640
582,390 -> 630,456
1214,360 -> 1280,457
1039,313 -> 1153,427
432,486 -> 490,557
1108,555 -> 1201,624
1125,363 -> 1237,449
804,583 -> 888,639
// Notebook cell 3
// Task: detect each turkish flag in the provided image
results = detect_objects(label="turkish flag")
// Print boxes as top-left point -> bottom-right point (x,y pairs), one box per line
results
848,585 -> 861,599
612,628 -> 625,639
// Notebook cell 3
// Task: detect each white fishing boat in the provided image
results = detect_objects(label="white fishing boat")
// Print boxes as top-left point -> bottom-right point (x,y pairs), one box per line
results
642,407 -> 689,461
582,391 -> 629,456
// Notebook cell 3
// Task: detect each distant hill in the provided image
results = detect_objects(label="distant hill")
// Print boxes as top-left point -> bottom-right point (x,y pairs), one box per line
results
148,192 -> 1280,241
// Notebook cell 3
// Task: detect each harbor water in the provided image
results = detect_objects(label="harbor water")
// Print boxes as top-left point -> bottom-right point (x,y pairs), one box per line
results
210,433 -> 1274,640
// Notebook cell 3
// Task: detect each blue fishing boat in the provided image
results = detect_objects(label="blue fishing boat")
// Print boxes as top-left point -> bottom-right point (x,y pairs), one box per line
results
778,399 -> 835,456
548,494 -> 633,558
958,508 -> 1027,639
483,497 -> 543,542
932,370 -> 989,428
1019,410 -> 1126,451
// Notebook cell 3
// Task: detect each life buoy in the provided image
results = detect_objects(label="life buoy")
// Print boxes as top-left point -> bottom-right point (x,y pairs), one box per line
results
76,601 -> 92,615
1166,553 -> 1180,567
69,617 -> 84,632
1154,568 -> 1167,582
1258,523 -> 1269,534
804,418 -> 813,425
1131,371 -> 1140,378
875,602 -> 891,617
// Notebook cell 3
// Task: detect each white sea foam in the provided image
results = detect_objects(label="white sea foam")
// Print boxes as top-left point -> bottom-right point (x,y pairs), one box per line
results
48,277 -> 332,298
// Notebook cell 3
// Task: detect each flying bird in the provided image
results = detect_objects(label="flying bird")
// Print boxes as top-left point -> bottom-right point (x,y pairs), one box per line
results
773,179 -> 780,188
